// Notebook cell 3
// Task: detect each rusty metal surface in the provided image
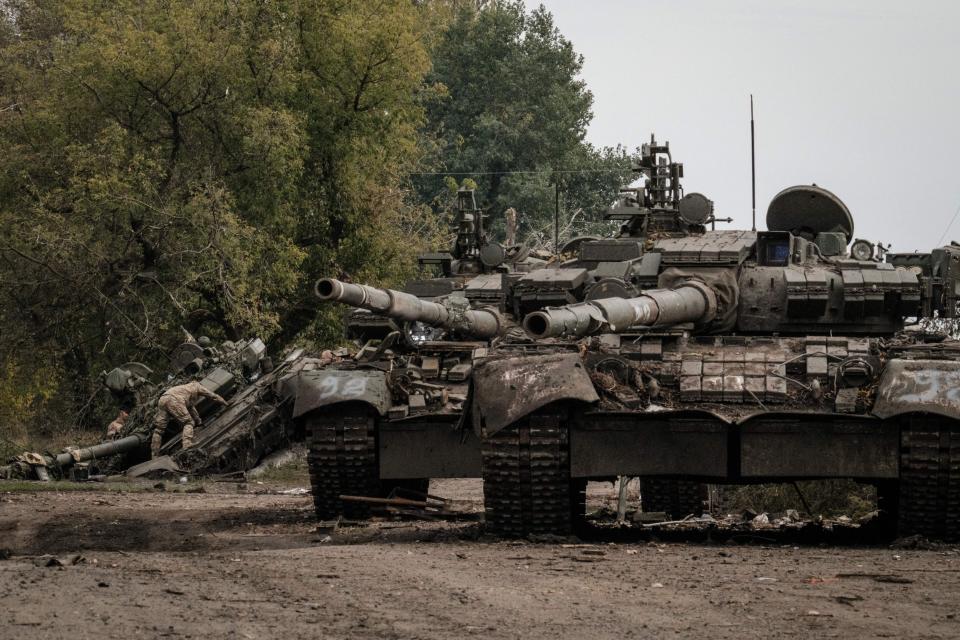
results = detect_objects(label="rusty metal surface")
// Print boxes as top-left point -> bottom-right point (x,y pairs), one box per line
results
472,353 -> 599,435
289,368 -> 391,418
873,359 -> 960,420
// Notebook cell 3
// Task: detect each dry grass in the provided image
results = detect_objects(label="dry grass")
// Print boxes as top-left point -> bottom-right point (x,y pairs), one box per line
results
250,447 -> 310,486
721,480 -> 877,519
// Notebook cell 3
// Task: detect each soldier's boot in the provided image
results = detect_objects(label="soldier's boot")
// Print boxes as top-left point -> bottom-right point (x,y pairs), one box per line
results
150,431 -> 162,459
181,423 -> 194,450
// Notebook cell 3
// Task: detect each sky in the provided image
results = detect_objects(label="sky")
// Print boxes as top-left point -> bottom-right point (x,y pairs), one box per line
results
538,0 -> 960,252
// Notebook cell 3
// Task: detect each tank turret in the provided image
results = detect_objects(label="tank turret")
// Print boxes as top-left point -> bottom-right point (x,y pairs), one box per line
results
315,278 -> 506,339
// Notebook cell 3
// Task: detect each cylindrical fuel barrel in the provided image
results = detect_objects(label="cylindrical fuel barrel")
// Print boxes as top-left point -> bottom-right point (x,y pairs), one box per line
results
315,278 -> 504,339
523,280 -> 717,339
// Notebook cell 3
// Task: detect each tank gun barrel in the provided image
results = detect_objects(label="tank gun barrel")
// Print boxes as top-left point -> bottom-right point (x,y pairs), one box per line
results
51,435 -> 145,468
1,434 -> 147,481
523,281 -> 717,340
315,278 -> 504,339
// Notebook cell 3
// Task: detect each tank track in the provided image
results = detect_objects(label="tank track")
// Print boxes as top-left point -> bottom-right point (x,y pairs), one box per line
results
305,408 -> 379,520
481,409 -> 581,537
640,479 -> 707,519
899,417 -> 960,540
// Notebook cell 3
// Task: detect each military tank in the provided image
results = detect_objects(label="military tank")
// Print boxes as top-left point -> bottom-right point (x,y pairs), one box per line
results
468,135 -> 960,539
306,138 -> 960,540
1,335 -> 311,481
289,188 -> 546,518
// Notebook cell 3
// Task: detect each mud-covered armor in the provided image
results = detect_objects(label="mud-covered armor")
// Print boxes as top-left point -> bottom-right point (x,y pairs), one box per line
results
289,189 -> 543,518
307,139 -> 960,540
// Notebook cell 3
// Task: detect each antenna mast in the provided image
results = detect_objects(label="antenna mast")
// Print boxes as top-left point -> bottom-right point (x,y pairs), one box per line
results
750,94 -> 757,232
554,180 -> 560,255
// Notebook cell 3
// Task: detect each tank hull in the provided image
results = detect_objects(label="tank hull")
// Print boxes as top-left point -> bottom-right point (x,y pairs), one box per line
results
473,337 -> 960,539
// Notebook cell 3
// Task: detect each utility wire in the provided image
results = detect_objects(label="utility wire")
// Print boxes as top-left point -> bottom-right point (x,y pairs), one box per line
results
408,168 -> 633,176
937,201 -> 960,246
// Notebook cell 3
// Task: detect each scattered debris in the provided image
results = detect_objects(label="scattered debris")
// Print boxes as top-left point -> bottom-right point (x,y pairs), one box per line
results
126,456 -> 186,480
633,511 -> 668,524
1,337 -> 321,483
338,490 -> 477,521
32,554 -> 86,568
837,572 -> 914,584
892,534 -> 939,550
247,449 -> 300,478
279,488 -> 310,495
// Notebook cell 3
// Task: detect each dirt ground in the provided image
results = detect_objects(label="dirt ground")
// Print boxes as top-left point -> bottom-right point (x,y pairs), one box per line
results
1,479 -> 959,640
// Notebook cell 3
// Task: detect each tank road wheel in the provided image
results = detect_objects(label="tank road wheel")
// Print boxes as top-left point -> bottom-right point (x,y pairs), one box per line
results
898,416 -> 960,541
481,408 -> 583,537
640,478 -> 708,519
305,405 -> 380,520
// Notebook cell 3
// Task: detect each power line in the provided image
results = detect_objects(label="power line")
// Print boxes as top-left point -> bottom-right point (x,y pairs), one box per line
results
937,201 -> 960,246
408,168 -> 633,176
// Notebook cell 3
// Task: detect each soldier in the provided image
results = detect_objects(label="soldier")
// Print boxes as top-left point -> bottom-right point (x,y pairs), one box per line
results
151,381 -> 227,458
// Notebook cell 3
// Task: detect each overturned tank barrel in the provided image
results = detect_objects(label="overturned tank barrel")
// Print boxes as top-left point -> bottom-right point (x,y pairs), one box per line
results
523,281 -> 717,339
52,434 -> 145,468
315,278 -> 504,339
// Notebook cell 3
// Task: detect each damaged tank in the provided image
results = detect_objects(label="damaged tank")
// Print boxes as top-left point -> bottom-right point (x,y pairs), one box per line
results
288,188 -> 544,518
469,134 -> 960,539
101,336 -> 309,476
0,435 -> 146,481
301,140 -> 960,541
1,336 -> 323,481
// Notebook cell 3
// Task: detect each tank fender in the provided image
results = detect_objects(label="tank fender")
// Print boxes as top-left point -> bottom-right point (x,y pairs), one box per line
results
472,353 -> 599,436
873,359 -> 960,421
286,368 -> 391,419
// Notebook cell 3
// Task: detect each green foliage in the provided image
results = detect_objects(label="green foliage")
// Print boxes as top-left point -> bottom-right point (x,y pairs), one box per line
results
0,357 -> 56,457
417,1 -> 637,245
0,0 -> 441,435
0,0 -> 639,441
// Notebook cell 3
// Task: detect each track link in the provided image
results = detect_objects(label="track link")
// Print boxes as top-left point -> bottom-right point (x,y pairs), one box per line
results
899,416 -> 960,540
306,407 -> 379,520
481,409 -> 581,537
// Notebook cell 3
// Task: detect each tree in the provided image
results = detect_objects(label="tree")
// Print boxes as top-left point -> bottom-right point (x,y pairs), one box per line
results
416,1 -> 636,245
0,0 -> 441,435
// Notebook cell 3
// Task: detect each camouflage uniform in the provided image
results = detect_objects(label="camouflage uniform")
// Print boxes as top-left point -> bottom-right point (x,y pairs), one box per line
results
151,381 -> 225,457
